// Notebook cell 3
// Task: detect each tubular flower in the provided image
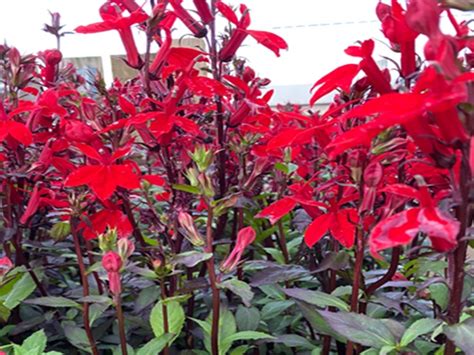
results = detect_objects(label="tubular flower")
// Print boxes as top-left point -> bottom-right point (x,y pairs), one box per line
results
170,0 -> 207,37
221,226 -> 256,273
217,2 -> 287,62
376,0 -> 419,77
102,251 -> 123,295
75,1 -> 148,68
193,0 -> 213,24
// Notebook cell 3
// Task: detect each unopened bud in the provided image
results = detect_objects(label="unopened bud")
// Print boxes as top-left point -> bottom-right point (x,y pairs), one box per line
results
178,211 -> 205,246
117,238 -> 135,260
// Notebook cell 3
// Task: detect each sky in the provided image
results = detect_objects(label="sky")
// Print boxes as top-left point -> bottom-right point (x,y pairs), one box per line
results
0,1 -> 468,102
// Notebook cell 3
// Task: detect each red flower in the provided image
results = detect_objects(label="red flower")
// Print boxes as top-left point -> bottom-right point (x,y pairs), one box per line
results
170,0 -> 207,37
0,102 -> 32,146
304,200 -> 359,249
79,208 -> 133,240
75,2 -> 147,68
221,226 -> 256,273
217,2 -> 287,62
369,183 -> 459,258
64,143 -> 140,201
38,49 -> 62,87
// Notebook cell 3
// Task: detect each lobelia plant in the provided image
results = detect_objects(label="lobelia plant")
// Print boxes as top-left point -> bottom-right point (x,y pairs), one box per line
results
0,0 -> 472,354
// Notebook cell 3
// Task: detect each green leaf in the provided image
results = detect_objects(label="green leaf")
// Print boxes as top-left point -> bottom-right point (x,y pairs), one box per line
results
261,300 -> 294,320
21,330 -> 47,354
222,330 -> 274,350
137,334 -> 174,355
0,302 -> 11,321
63,323 -> 91,352
444,317 -> 474,353
24,297 -> 81,309
89,302 -> 110,326
150,300 -> 185,345
296,301 -> 343,341
172,184 -> 200,195
319,311 -> 400,348
220,279 -> 254,307
429,283 -> 449,311
135,286 -> 160,313
171,251 -> 212,268
283,287 -> 349,311
235,306 -> 260,331
273,334 -> 314,349
400,318 -> 441,347
3,273 -> 37,309
229,345 -> 250,355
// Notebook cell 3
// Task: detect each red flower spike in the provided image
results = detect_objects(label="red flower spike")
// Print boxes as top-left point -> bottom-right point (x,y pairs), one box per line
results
39,49 -> 62,87
405,0 -> 441,37
221,226 -> 256,273
75,2 -> 147,68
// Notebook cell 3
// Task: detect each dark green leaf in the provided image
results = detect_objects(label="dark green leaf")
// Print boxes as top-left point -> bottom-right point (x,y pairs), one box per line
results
236,306 -> 260,331
24,297 -> 81,309
283,288 -> 349,311
444,318 -> 474,353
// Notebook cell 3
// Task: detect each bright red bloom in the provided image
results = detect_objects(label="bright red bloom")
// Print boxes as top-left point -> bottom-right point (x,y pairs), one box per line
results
376,0 -> 419,77
64,143 -> 140,201
217,2 -> 288,62
75,2 -> 147,68
221,226 -> 256,273
369,183 -> 459,258
0,102 -> 32,146
38,49 -> 62,87
79,208 -> 133,240
304,200 -> 359,249
193,0 -> 213,24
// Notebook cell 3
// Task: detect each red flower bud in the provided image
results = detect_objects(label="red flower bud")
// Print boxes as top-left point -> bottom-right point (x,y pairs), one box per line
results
102,251 -> 123,295
170,0 -> 207,37
0,256 -> 13,278
221,226 -> 256,273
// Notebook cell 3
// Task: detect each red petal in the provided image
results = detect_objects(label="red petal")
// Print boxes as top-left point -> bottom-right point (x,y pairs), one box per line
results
7,121 -> 32,146
418,207 -> 458,252
75,143 -> 103,162
382,184 -> 421,200
330,209 -> 358,248
304,213 -> 334,247
111,164 -> 141,190
143,174 -> 166,186
310,64 -> 360,106
65,166 -> 103,187
369,208 -> 421,258
118,96 -> 136,115
216,1 -> 239,25
245,29 -> 288,57
255,197 -> 298,225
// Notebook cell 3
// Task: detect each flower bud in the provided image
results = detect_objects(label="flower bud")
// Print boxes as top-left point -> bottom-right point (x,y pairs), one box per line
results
117,238 -> 135,260
102,251 -> 123,295
178,211 -> 205,246
98,228 -> 118,252
220,226 -> 256,273
0,256 -> 13,278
